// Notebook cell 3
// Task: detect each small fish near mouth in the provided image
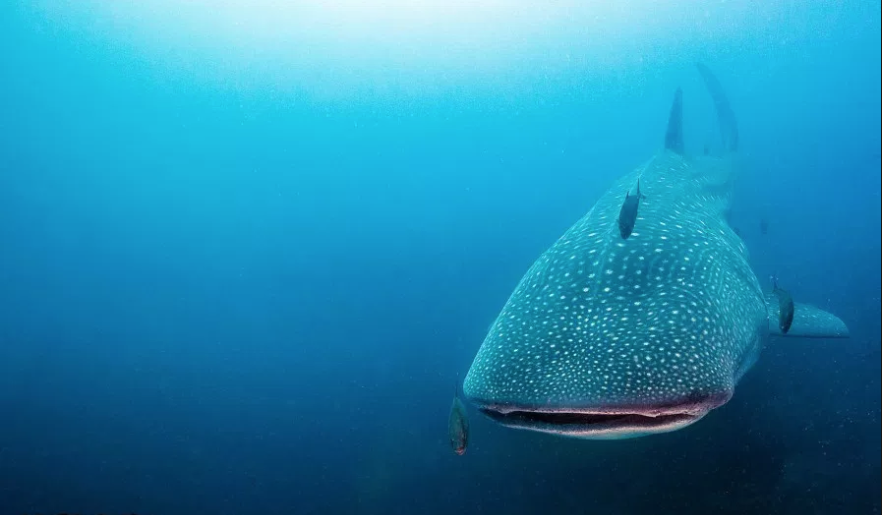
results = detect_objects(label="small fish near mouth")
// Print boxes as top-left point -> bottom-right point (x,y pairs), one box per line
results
448,379 -> 470,455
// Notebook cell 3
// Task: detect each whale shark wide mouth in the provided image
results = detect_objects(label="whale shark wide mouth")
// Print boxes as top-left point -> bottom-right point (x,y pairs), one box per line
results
478,407 -> 706,439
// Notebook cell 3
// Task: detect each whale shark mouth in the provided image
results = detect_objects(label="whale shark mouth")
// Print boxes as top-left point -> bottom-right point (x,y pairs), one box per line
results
478,408 -> 706,440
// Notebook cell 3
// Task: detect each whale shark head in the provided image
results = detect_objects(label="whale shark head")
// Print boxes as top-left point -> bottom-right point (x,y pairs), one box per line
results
463,64 -> 849,439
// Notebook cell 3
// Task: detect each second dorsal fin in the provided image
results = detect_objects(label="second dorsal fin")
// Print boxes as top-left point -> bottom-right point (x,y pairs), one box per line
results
664,88 -> 684,155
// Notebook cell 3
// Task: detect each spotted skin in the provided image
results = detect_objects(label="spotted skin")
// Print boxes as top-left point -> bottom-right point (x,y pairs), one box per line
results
463,128 -> 848,440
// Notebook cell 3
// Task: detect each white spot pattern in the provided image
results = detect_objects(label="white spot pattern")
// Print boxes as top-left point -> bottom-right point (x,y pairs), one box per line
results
464,153 -> 768,410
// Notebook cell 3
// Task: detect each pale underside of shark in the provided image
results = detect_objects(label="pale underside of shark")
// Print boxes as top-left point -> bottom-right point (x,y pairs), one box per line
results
463,63 -> 849,440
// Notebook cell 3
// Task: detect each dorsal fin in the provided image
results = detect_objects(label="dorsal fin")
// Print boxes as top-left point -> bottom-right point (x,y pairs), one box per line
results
664,88 -> 684,155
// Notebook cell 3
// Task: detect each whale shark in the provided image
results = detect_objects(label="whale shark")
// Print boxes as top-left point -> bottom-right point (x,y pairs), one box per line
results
462,64 -> 849,440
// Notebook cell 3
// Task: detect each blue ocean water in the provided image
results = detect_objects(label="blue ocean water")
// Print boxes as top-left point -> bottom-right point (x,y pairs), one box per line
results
0,1 -> 879,514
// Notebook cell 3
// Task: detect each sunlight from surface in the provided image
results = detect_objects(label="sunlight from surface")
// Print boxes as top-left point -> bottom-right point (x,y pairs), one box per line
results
31,0 -> 702,66
28,0 -> 675,102
26,0 -> 870,104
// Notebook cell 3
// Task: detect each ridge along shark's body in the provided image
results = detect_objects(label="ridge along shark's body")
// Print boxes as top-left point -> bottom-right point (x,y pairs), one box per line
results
462,64 -> 849,440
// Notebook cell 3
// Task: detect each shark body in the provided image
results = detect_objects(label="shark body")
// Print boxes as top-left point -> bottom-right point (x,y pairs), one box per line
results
463,64 -> 848,439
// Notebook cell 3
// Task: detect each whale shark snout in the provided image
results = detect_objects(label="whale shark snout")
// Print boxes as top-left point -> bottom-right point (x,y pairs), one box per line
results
463,309 -> 740,440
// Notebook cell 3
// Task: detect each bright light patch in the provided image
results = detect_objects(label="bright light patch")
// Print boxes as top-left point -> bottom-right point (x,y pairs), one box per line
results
27,0 -> 803,102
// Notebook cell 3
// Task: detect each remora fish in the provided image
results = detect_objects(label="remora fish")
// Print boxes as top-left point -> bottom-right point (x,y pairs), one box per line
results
771,278 -> 795,335
448,380 -> 469,455
618,178 -> 646,240
462,63 -> 849,440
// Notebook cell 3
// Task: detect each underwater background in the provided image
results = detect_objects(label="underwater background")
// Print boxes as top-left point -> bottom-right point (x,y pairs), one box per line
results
1,1 -> 879,514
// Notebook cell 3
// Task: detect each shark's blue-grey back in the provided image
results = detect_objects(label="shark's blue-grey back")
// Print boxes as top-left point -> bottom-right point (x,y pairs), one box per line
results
463,64 -> 848,439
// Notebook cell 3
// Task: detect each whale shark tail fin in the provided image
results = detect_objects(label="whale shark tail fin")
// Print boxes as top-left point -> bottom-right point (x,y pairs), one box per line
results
696,62 -> 738,153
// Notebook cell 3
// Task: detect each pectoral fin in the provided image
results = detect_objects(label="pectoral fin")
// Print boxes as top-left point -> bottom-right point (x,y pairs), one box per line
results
765,294 -> 850,339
